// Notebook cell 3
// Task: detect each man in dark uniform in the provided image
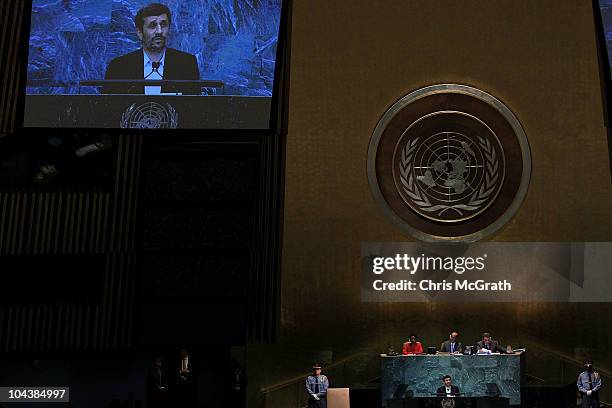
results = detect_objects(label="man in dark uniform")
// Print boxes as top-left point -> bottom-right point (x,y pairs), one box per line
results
305,363 -> 329,408
103,3 -> 200,95
175,348 -> 196,407
577,360 -> 602,408
229,358 -> 248,408
146,357 -> 168,408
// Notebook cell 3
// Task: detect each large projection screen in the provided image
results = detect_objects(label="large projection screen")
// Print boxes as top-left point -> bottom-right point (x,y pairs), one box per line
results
23,0 -> 283,129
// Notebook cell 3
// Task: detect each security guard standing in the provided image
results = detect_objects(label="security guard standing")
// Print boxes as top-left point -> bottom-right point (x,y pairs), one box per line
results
577,360 -> 602,408
305,363 -> 329,408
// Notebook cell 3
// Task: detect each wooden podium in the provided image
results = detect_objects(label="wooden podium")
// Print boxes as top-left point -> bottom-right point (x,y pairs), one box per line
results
328,388 -> 350,408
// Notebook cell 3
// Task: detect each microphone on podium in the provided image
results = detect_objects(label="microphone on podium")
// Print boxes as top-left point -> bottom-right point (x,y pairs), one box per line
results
144,61 -> 163,79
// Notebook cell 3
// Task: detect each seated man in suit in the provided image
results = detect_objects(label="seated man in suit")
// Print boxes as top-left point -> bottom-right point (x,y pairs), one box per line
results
436,375 -> 460,397
440,331 -> 463,354
103,3 -> 200,95
476,332 -> 506,353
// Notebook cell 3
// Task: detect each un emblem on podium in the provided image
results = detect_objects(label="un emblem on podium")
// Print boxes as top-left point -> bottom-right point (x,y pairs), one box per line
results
120,102 -> 178,129
441,398 -> 456,408
368,85 -> 531,242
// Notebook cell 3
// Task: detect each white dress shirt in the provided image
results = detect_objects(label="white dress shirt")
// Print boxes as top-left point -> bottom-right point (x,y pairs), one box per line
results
182,356 -> 189,371
143,49 -> 166,95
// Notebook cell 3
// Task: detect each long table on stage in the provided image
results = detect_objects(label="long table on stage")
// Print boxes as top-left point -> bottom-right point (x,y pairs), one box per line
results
380,352 -> 524,407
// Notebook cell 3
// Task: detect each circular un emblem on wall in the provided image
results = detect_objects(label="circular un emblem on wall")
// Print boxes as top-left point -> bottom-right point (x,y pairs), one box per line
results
368,84 -> 531,242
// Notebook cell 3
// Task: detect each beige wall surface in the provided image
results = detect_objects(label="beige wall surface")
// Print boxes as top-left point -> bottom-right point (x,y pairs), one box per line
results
281,0 -> 611,331
251,1 -> 612,405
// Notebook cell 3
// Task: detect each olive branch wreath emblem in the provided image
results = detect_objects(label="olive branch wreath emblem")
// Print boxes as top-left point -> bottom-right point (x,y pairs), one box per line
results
399,136 -> 499,217
441,398 -> 456,408
120,102 -> 179,129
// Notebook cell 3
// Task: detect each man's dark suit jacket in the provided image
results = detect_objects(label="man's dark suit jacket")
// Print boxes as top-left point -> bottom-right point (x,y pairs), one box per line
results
476,339 -> 506,353
440,340 -> 463,353
146,366 -> 168,408
436,385 -> 460,397
103,48 -> 200,95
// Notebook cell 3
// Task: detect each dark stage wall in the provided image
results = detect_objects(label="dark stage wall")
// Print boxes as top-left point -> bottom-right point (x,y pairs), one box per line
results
252,1 -> 612,407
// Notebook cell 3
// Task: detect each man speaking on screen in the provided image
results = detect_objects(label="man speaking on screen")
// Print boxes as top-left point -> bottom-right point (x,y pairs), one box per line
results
103,3 -> 201,95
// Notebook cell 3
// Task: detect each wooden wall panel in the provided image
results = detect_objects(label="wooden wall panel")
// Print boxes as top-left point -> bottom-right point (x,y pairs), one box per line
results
0,252 -> 134,351
0,191 -> 111,255
281,0 -> 612,339
0,136 -> 142,351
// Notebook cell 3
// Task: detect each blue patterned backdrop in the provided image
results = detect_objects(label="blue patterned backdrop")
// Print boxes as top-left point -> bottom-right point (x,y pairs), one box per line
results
600,0 -> 612,77
26,0 -> 282,95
